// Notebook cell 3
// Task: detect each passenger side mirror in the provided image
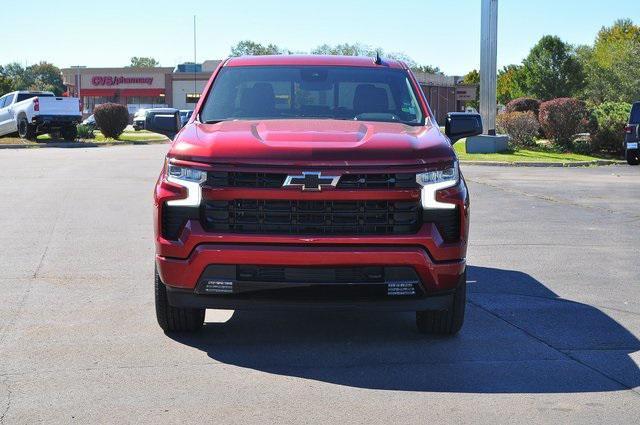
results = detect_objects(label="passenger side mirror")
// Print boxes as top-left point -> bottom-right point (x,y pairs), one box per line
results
445,112 -> 483,144
145,109 -> 181,139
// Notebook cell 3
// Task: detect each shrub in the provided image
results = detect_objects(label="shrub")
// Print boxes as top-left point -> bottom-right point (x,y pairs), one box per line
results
497,111 -> 539,148
539,98 -> 587,149
505,97 -> 541,116
76,124 -> 94,139
589,102 -> 632,154
93,103 -> 129,139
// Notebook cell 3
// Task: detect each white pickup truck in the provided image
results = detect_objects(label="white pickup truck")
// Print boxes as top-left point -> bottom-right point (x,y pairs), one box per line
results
0,91 -> 82,141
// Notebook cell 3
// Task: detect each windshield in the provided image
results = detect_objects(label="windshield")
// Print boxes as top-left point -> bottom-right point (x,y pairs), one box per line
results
200,66 -> 425,125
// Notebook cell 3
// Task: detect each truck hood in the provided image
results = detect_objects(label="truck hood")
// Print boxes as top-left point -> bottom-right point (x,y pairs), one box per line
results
169,119 -> 455,167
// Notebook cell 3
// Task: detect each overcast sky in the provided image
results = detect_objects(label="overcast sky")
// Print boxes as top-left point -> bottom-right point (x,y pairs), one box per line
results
3,0 -> 638,75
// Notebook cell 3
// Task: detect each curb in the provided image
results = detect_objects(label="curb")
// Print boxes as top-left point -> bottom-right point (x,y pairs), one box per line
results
0,139 -> 169,149
460,159 -> 625,168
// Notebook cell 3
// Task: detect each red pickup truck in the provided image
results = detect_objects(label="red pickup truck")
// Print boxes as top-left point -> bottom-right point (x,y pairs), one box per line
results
149,55 -> 482,335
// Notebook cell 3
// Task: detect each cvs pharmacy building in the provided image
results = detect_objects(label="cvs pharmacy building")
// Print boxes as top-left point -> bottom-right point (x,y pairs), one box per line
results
62,67 -> 174,115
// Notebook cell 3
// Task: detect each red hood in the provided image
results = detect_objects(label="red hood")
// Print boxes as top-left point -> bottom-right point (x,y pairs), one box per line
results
169,119 -> 455,167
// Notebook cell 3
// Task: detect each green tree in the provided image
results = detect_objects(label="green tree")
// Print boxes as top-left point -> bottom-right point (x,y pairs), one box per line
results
0,66 -> 14,95
311,42 -> 375,56
411,64 -> 443,75
462,69 -> 480,109
24,62 -> 65,95
580,19 -> 640,103
128,57 -> 160,67
230,40 -> 286,56
2,63 -> 27,90
497,65 -> 526,104
519,35 -> 585,100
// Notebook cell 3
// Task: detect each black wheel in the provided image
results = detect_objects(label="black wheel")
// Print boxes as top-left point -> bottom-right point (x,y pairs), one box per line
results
61,126 -> 78,142
627,150 -> 639,166
17,116 -> 36,141
416,272 -> 466,335
155,267 -> 205,333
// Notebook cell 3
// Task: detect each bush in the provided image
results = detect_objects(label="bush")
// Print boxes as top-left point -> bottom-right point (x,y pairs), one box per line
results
497,111 -> 539,148
505,97 -> 541,116
93,103 -> 129,139
76,124 -> 94,139
539,98 -> 587,149
589,102 -> 632,154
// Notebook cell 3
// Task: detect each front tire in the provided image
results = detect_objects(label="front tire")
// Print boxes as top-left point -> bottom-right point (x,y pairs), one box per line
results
17,117 -> 36,141
627,150 -> 639,166
155,267 -> 205,333
416,272 -> 466,336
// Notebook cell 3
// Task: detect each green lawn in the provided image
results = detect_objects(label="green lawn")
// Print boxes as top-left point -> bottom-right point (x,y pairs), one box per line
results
0,129 -> 168,145
454,140 -> 603,163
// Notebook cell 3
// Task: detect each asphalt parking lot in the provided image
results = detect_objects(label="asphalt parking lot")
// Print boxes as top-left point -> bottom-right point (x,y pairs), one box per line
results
0,145 -> 638,424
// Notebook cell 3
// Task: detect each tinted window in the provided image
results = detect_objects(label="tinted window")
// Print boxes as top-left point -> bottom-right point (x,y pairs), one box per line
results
16,93 -> 54,103
630,103 -> 640,124
1,94 -> 14,107
201,66 -> 424,125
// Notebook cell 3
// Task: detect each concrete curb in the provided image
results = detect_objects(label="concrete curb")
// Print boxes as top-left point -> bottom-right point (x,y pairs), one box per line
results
460,159 -> 625,168
0,139 -> 169,149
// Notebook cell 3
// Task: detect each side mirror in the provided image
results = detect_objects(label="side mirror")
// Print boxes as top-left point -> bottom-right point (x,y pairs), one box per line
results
445,112 -> 483,143
145,108 -> 181,139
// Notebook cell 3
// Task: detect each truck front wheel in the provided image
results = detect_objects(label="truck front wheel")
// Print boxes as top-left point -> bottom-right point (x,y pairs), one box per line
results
61,126 -> 78,142
416,272 -> 466,336
17,117 -> 36,141
155,267 -> 205,333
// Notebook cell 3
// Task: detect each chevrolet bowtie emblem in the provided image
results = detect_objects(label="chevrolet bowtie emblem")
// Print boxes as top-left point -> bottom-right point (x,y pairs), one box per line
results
283,172 -> 340,191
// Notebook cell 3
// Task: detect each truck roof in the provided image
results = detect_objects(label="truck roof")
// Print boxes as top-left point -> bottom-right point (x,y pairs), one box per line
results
225,55 -> 407,69
5,90 -> 55,96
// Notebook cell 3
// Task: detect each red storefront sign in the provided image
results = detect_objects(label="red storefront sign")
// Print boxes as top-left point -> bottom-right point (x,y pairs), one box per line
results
91,76 -> 154,86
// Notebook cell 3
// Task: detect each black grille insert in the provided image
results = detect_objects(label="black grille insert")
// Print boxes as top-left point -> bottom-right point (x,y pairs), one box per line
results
205,172 -> 419,189
161,205 -> 199,240
423,208 -> 460,242
202,199 -> 421,235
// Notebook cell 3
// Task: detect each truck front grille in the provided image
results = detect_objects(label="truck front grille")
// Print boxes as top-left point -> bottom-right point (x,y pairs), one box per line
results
206,172 -> 419,189
202,199 -> 421,235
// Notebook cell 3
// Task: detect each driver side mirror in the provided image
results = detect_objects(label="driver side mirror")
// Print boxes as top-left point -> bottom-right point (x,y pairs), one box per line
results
445,112 -> 483,144
145,108 -> 181,139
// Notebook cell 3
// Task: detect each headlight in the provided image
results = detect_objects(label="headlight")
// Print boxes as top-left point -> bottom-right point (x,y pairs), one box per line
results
416,162 -> 459,210
165,162 -> 207,207
167,164 -> 207,183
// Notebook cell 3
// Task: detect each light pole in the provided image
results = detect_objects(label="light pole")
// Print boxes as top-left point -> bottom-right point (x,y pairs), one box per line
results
70,65 -> 86,112
479,0 -> 498,135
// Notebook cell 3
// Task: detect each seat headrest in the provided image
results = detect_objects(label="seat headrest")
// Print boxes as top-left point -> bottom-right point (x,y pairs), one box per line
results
353,84 -> 389,115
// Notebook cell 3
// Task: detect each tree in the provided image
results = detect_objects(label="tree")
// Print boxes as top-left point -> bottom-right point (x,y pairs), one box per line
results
0,66 -> 14,95
311,42 -> 375,56
580,19 -> 640,103
128,57 -> 160,68
462,69 -> 480,109
24,62 -> 65,95
411,65 -> 443,75
519,35 -> 585,100
230,41 -> 286,56
497,65 -> 526,104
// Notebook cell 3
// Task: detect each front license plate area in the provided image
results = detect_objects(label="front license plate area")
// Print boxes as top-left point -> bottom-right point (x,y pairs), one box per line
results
628,142 -> 639,149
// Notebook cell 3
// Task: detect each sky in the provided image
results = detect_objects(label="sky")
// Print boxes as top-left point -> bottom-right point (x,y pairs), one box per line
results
3,0 -> 639,76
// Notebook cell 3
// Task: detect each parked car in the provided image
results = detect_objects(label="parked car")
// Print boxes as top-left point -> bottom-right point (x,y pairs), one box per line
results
147,55 -> 482,335
624,101 -> 640,165
179,110 -> 193,127
0,91 -> 82,141
132,109 -> 147,131
82,114 -> 97,130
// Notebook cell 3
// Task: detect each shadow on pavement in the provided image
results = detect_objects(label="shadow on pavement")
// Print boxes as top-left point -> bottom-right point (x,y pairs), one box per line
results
169,266 -> 640,393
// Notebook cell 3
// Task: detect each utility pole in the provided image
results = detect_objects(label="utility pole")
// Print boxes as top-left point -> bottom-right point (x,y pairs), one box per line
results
479,0 -> 498,135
